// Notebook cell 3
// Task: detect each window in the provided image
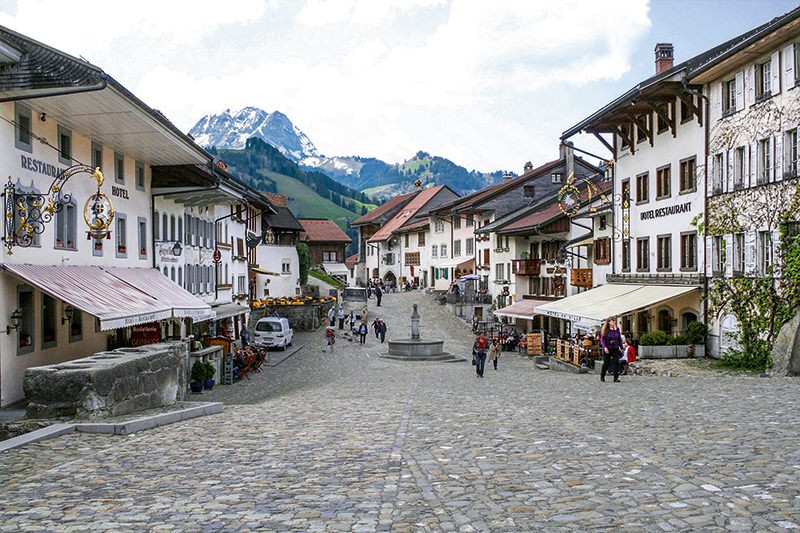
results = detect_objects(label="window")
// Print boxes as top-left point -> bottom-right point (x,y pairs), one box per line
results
453,217 -> 461,230
404,234 -> 409,247
440,244 -> 447,257
453,240 -> 461,257
69,309 -> 83,343
734,147 -> 745,189
170,215 -> 176,241
523,185 -> 536,197
657,235 -> 671,271
712,153 -> 724,194
57,125 -> 72,165
135,161 -> 145,190
153,211 -> 160,241
656,103 -> 670,134
758,230 -> 772,275
417,232 -> 425,246
55,201 -> 77,250
116,214 -> 127,257
756,59 -> 772,101
598,215 -> 607,230
680,232 -> 697,271
758,138 -> 772,183
17,286 -> 34,354
431,245 -> 438,258
712,235 -> 725,276
466,215 -> 474,227
620,124 -> 631,149
636,116 -> 648,144
680,97 -> 692,123
114,153 -> 125,184
466,237 -> 474,255
656,165 -> 671,199
622,239 -> 631,271
723,78 -> 736,116
434,220 -> 444,233
785,129 -> 798,178
91,141 -> 103,172
733,233 -> 745,275
636,172 -> 649,203
41,293 -> 57,349
637,237 -> 650,272
551,173 -> 563,184
322,251 -> 337,262
138,217 -> 147,258
495,262 -> 504,281
679,157 -> 696,193
594,237 -> 611,265
282,261 -> 291,274
14,103 -> 32,152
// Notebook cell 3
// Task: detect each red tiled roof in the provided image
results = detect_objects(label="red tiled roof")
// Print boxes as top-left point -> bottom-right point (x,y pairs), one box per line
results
500,180 -> 613,233
351,191 -> 417,225
393,219 -> 429,233
263,193 -> 287,207
345,253 -> 359,267
298,219 -> 352,243
368,186 -> 447,243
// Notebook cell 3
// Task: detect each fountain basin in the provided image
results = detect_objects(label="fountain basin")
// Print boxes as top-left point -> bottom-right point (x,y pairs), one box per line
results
388,338 -> 445,358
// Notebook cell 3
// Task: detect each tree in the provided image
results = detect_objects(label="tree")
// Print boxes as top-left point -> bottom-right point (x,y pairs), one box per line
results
296,242 -> 310,285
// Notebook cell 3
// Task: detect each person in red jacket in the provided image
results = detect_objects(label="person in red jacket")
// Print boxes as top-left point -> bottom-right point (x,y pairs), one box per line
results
473,332 -> 489,377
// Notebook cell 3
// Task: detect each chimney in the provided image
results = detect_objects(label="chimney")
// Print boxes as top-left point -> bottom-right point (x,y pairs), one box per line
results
503,172 -> 513,181
561,141 -> 574,178
523,161 -> 533,173
655,43 -> 674,74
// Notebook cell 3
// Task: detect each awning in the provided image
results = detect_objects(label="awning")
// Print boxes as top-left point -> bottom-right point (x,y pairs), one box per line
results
566,235 -> 594,249
212,303 -> 249,321
457,258 -> 475,271
322,263 -> 349,276
494,299 -> 551,320
106,267 -> 214,322
534,284 -> 699,327
251,267 -> 280,276
3,264 -> 172,331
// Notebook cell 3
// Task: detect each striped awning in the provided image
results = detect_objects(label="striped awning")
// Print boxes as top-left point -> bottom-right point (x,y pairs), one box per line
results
106,267 -> 214,321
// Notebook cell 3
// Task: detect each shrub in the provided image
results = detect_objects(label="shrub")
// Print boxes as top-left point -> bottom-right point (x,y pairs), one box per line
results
203,361 -> 216,381
684,321 -> 709,344
190,360 -> 205,383
668,335 -> 688,346
639,330 -> 671,346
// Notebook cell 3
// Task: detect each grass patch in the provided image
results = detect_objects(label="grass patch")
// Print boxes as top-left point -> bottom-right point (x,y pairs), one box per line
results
309,269 -> 345,290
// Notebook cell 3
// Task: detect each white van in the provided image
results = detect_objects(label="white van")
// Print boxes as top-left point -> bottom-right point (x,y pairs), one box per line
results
254,317 -> 294,350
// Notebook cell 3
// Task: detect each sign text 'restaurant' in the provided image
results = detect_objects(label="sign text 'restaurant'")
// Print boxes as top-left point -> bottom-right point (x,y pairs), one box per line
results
640,201 -> 691,221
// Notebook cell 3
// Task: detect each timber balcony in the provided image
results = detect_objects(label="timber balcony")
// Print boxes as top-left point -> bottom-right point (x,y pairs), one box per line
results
511,258 -> 541,276
570,268 -> 592,288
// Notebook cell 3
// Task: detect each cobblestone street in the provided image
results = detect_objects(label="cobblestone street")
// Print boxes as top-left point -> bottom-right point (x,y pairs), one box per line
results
2,290 -> 800,532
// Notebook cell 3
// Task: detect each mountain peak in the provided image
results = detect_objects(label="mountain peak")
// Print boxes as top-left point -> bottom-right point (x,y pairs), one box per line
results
188,106 -> 318,161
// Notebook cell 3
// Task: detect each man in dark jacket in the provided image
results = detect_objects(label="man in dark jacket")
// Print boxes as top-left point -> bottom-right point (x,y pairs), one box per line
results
378,320 -> 387,343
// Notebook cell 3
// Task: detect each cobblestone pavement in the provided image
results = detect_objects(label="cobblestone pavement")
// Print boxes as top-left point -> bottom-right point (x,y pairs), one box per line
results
2,290 -> 800,532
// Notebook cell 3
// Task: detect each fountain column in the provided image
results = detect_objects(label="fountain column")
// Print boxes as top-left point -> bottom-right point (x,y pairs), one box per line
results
411,304 -> 420,341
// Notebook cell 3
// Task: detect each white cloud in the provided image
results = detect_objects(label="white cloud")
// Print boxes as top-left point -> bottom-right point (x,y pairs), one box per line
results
297,0 -> 446,27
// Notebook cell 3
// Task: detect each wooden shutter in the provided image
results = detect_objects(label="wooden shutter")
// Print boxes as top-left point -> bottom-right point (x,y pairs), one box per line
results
771,50 -> 781,95
713,81 -> 722,119
735,70 -> 744,111
783,44 -> 795,90
745,65 -> 755,107
774,133 -> 782,181
705,235 -> 713,277
725,235 -> 733,277
483,248 -> 490,264
744,232 -> 757,276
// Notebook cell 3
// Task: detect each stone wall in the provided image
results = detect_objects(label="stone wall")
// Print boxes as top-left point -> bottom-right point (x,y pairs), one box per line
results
250,302 -> 335,332
23,342 -> 188,420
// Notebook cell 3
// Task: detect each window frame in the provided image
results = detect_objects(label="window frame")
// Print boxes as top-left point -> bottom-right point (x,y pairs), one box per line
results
138,217 -> 147,259
57,125 -> 72,165
679,156 -> 696,194
722,78 -> 736,116
656,234 -> 671,272
758,137 -> 772,184
636,237 -> 650,272
758,230 -> 772,276
54,200 -> 77,251
115,213 -> 127,258
756,59 -> 772,101
622,238 -> 631,271
785,129 -> 798,179
135,160 -> 145,191
91,141 -> 103,173
17,285 -> 35,355
680,231 -> 697,272
656,164 -> 671,200
14,102 -> 32,153
41,293 -> 57,350
636,172 -> 649,204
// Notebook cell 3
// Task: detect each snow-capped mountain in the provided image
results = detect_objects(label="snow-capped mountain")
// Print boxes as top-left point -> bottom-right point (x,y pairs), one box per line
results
188,107 -> 318,161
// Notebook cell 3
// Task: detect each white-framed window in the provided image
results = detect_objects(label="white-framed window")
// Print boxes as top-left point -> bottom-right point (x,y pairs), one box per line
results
322,251 -> 337,262
55,201 -> 77,250
431,245 -> 438,258
116,214 -> 127,257
434,220 -> 444,233
734,147 -> 745,189
238,275 -> 246,294
138,217 -> 147,259
756,59 -> 772,100
135,161 -> 145,191
91,141 -> 103,173
282,260 -> 291,274
466,215 -> 474,227
453,217 -> 461,230
758,137 -> 772,183
453,240 -> 461,257
680,231 -> 697,271
679,157 -> 696,193
495,262 -> 504,281
712,153 -> 724,193
57,125 -> 72,165
550,173 -> 563,184
114,152 -> 125,184
758,230 -> 772,275
785,129 -> 798,178
712,236 -> 724,276
637,237 -> 649,272
440,244 -> 447,257
733,233 -> 745,275
466,237 -> 474,255
656,165 -> 671,199
14,103 -> 32,153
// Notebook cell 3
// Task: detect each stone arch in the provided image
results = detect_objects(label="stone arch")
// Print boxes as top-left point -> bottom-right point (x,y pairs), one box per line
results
655,306 -> 674,334
678,307 -> 699,333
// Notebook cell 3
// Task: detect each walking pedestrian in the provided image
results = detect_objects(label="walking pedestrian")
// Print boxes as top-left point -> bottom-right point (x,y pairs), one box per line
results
375,285 -> 382,307
488,338 -> 500,370
240,323 -> 251,348
348,310 -> 356,330
600,317 -> 623,382
327,306 -> 336,327
337,306 -> 345,330
471,314 -> 479,333
358,322 -> 368,344
473,332 -> 488,377
378,319 -> 387,343
323,326 -> 335,352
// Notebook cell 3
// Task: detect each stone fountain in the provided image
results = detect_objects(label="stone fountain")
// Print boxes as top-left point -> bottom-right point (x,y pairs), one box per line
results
382,304 -> 463,362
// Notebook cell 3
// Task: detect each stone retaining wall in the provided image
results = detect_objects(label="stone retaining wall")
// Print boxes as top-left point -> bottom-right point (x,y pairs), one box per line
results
23,342 -> 188,420
250,302 -> 335,331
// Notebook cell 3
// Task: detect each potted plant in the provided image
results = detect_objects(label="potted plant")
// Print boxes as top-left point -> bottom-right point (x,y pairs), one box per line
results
190,359 -> 205,393
118,243 -> 126,254
202,360 -> 216,390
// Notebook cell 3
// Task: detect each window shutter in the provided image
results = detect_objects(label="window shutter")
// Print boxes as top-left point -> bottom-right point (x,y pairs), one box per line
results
705,235 -> 713,277
771,50 -> 781,95
783,44 -> 795,90
771,229 -> 782,278
713,82 -> 722,119
745,65 -> 755,107
725,235 -> 733,277
773,134 -> 782,181
735,70 -> 744,111
744,231 -> 757,276
434,268 -> 439,280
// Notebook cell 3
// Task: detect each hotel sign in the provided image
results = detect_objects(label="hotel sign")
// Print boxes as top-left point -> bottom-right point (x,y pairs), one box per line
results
640,201 -> 691,221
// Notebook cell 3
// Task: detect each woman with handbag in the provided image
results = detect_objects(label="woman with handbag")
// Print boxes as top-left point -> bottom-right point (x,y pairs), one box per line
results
600,317 -> 623,382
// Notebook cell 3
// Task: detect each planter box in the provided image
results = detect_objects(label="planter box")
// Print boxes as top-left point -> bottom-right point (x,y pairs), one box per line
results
639,345 -> 705,359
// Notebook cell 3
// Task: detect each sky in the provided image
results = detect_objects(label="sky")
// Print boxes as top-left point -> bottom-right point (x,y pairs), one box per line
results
0,0 -> 798,174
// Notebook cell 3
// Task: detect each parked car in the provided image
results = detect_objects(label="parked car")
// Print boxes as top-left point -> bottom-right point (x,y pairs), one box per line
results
254,317 -> 294,350
342,286 -> 368,316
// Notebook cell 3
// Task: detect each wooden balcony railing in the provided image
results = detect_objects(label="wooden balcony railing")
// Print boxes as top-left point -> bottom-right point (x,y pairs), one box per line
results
570,268 -> 593,288
512,258 -> 541,276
